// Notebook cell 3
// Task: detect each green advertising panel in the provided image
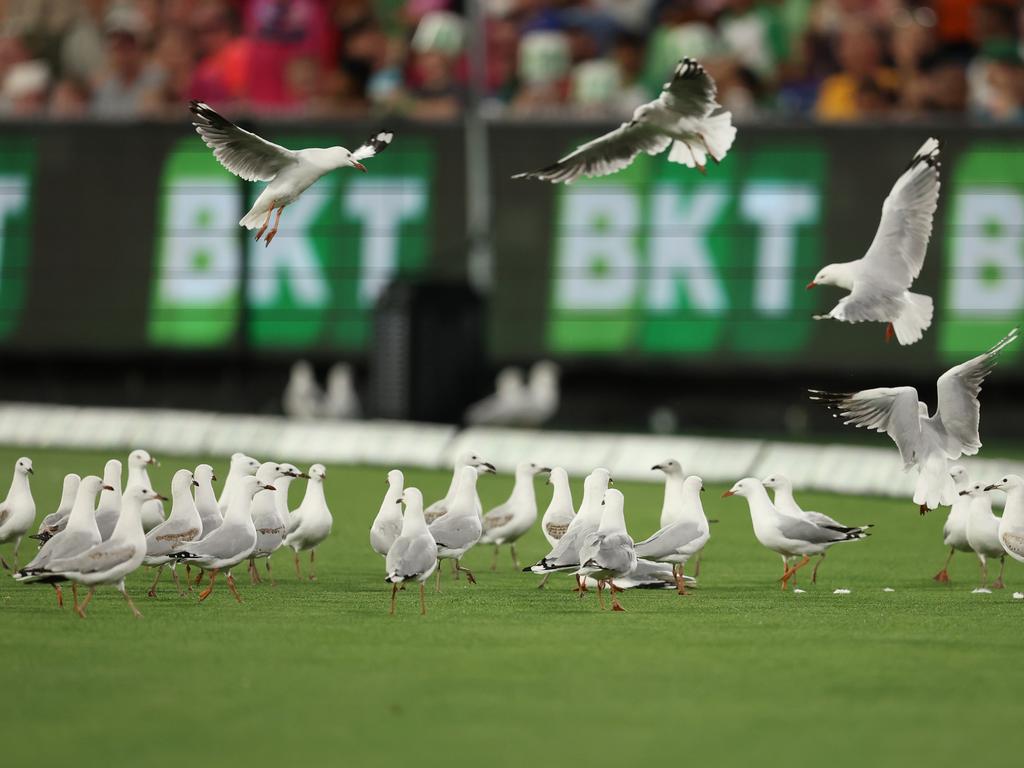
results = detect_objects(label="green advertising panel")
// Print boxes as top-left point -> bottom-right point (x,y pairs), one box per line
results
941,142 -> 1024,365
0,138 -> 35,341
148,135 -> 433,351
546,142 -> 824,359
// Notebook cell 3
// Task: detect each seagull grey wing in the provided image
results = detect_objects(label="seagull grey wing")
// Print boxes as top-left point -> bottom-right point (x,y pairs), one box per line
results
185,523 -> 249,559
148,525 -> 201,557
483,506 -> 514,531
861,138 -> 940,290
659,58 -> 718,117
634,521 -> 702,559
47,541 -> 135,575
387,534 -> 437,579
189,101 -> 296,182
1001,531 -> 1024,559
933,327 -> 1018,457
594,532 -> 636,573
351,131 -> 394,161
810,387 -> 922,467
428,514 -> 478,549
512,121 -> 672,184
776,516 -> 849,545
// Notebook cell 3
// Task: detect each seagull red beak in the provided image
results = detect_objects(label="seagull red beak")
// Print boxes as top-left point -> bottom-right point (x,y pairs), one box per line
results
353,162 -> 367,173
805,281 -> 817,290
721,490 -> 734,498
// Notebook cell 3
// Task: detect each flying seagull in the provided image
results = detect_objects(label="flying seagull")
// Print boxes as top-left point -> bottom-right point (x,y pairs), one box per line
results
189,101 -> 393,245
810,327 -> 1018,513
807,138 -> 940,345
512,58 -> 735,183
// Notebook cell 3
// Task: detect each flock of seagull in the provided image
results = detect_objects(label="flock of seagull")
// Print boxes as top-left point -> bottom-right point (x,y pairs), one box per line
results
0,452 -> 332,617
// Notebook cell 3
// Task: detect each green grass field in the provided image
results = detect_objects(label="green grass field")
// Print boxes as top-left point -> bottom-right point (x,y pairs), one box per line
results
1,445 -> 1020,768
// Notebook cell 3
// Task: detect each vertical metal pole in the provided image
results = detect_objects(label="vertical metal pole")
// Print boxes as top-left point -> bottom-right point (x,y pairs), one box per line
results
464,0 -> 492,292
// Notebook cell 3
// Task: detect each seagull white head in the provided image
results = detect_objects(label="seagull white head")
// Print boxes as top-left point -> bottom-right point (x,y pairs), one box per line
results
960,481 -> 989,498
683,475 -> 705,494
517,461 -> 551,478
761,473 -> 790,490
545,466 -> 567,486
14,456 -> 33,476
651,459 -> 683,476
458,452 -> 496,474
386,468 -> 404,489
231,453 -> 260,474
949,465 -> 969,489
807,262 -> 855,291
80,475 -> 112,497
129,449 -> 157,469
195,463 -> 217,484
722,477 -> 760,498
401,487 -> 423,508
307,464 -> 327,482
985,474 -> 1023,493
127,485 -> 166,504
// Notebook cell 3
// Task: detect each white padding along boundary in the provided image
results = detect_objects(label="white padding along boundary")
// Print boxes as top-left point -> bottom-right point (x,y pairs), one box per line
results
0,402 -> 1020,500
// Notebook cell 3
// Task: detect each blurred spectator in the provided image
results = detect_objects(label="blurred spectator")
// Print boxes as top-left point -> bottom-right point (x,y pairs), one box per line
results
0,0 -> 1016,123
91,7 -> 165,118
1,59 -> 50,117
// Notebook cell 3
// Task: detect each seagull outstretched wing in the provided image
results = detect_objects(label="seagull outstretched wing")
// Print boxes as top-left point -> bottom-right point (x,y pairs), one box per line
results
189,101 -> 296,182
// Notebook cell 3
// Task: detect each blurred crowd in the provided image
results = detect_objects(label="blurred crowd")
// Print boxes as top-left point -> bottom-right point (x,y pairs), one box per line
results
0,0 -> 1022,122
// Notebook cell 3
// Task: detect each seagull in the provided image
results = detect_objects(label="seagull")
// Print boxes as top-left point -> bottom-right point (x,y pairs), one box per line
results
15,475 -> 111,608
428,465 -> 493,590
723,478 -> 868,590
386,488 -> 438,616
189,100 -> 394,245
535,466 -> 575,588
266,465 -> 303,583
932,465 -> 973,583
322,363 -> 362,420
247,461 -> 296,584
194,464 -> 220,535
480,462 -> 549,570
370,469 -> 405,558
810,327 -> 1018,512
281,464 -> 333,581
217,453 -> 260,515
144,469 -> 203,597
584,558 -> 697,591
762,473 -> 872,584
962,482 -> 1006,590
652,459 -> 710,577
513,58 -> 735,182
282,360 -> 322,420
33,473 -> 81,543
0,457 -> 35,571
127,449 -> 165,532
807,138 -> 940,345
423,452 -> 494,525
989,474 -> 1024,568
463,367 -> 528,426
633,475 -> 709,595
94,459 -> 123,540
35,485 -> 165,619
170,476 -> 271,603
577,489 -> 637,611
525,468 -> 612,591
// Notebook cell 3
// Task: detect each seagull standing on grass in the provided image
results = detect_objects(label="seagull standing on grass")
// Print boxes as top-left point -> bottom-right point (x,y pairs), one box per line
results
371,469 -> 405,558
633,475 -> 710,595
932,466 -> 972,583
722,478 -> 868,590
526,468 -> 612,591
535,467 -> 575,588
247,462 -> 298,584
189,100 -> 394,245
807,138 -> 940,345
0,457 -> 35,571
762,473 -> 872,584
144,469 -> 203,598
170,476 -> 270,603
963,482 -> 1006,591
513,58 -> 735,182
34,473 -> 81,543
281,464 -> 333,581
36,485 -> 164,619
480,462 -> 549,570
424,452 -> 495,524
428,465 -> 492,590
810,327 -> 1018,512
15,476 -> 111,608
989,475 -> 1024,568
386,488 -> 438,616
194,464 -> 220,535
577,489 -> 637,612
